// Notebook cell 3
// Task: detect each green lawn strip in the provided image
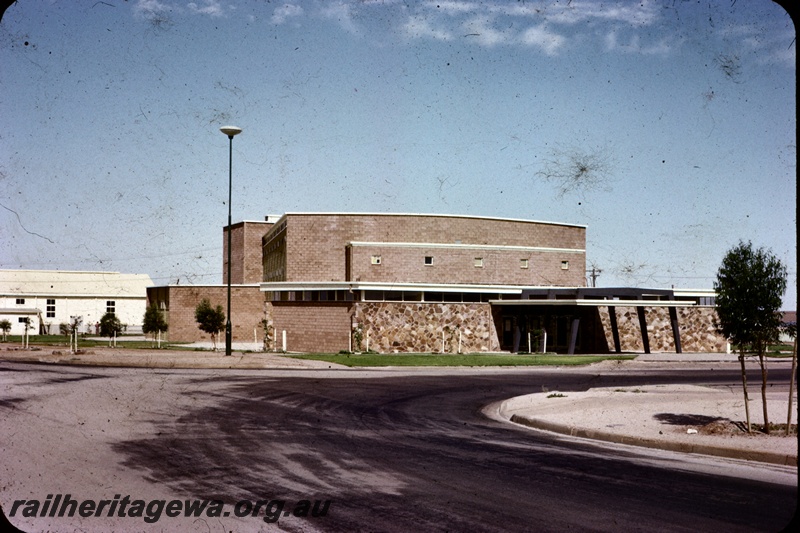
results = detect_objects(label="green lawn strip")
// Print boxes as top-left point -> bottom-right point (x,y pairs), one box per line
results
287,353 -> 635,367
1,336 -> 189,350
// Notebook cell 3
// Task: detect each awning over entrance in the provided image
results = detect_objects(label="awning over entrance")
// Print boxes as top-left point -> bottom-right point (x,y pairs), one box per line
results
490,287 -> 711,355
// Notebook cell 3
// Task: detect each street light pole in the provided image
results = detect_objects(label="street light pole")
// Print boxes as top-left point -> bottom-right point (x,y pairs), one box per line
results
220,125 -> 242,356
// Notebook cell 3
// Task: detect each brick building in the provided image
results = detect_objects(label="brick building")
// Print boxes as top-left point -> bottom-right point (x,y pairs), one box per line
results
147,219 -> 275,345
260,213 -> 723,354
149,212 -> 725,354
262,213 -> 585,352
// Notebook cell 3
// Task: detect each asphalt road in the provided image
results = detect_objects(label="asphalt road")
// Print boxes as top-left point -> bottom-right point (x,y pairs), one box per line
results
1,362 -> 796,532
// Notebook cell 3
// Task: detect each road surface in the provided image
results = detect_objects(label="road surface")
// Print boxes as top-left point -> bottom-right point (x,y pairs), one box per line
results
1,362 -> 796,531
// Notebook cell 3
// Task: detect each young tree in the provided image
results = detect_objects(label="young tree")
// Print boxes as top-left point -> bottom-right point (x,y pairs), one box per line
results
142,304 -> 168,343
195,299 -> 225,351
714,241 -> 787,434
65,316 -> 83,352
259,318 -> 272,352
99,312 -> 124,338
0,319 -> 10,342
21,317 -> 34,348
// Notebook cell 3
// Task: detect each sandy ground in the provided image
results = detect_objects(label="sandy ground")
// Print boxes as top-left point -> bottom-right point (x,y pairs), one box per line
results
499,383 -> 797,466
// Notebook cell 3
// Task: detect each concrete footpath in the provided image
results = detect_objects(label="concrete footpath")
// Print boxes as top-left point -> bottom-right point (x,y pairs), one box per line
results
493,353 -> 797,467
1,346 -> 797,466
498,381 -> 797,467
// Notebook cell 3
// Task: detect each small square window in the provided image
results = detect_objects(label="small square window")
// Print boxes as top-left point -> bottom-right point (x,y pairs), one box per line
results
520,259 -> 529,269
424,256 -> 433,265
371,255 -> 382,265
561,261 -> 569,270
16,298 -> 25,305
474,258 -> 483,268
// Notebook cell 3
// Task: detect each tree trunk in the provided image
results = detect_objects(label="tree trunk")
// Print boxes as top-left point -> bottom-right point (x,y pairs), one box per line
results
787,336 -> 797,436
758,352 -> 769,434
739,351 -> 751,433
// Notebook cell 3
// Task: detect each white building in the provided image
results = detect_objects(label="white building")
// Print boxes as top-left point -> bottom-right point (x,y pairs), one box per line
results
0,270 -> 153,335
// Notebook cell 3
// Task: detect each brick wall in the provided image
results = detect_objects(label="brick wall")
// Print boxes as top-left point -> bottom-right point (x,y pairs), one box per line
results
248,297 -> 725,354
263,213 -> 586,286
223,221 -> 274,284
348,245 -> 583,286
271,301 -> 352,353
269,300 -> 502,354
152,285 -> 265,343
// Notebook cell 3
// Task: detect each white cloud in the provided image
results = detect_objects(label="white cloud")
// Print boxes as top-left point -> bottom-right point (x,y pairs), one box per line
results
545,0 -> 659,26
402,15 -> 452,41
432,1 -> 480,16
320,2 -> 360,35
397,0 -> 661,53
187,0 -> 223,17
520,24 -> 565,56
604,30 -> 671,55
723,23 -> 797,70
134,0 -> 172,18
462,15 -> 510,47
271,3 -> 303,25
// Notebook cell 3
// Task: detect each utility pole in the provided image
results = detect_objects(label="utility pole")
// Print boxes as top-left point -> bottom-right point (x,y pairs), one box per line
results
587,265 -> 602,287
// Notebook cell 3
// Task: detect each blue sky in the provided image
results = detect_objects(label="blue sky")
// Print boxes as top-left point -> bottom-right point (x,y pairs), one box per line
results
0,0 -> 796,309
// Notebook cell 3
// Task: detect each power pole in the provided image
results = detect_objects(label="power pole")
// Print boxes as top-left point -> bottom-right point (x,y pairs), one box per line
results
587,265 -> 602,287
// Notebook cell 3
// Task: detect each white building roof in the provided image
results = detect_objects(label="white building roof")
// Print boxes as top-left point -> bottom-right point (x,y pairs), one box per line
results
0,270 -> 153,299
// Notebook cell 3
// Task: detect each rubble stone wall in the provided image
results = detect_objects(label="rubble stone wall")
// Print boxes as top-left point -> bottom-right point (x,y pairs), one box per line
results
353,302 -> 501,353
597,306 -> 726,353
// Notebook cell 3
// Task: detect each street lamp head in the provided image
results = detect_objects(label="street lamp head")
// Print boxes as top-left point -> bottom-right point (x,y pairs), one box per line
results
220,125 -> 242,138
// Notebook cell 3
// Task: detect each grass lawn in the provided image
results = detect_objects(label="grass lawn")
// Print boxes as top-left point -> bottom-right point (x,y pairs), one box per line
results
0,335 -> 187,350
287,353 -> 636,367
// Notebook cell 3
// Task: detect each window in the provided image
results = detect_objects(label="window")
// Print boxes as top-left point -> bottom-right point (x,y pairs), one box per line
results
371,255 -> 382,265
474,258 -> 484,268
561,261 -> 569,270
18,317 -> 28,323
424,256 -> 433,266
47,299 -> 56,318
106,301 -> 116,314
16,298 -> 25,305
520,259 -> 529,269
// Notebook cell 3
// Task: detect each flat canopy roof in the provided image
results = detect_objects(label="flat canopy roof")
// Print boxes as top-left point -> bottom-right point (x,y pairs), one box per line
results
261,281 -> 524,294
260,284 -> 714,305
491,299 -> 697,308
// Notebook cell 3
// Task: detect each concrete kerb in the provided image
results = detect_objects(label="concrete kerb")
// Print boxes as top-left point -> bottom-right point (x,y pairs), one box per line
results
507,413 -> 797,467
497,383 -> 798,467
